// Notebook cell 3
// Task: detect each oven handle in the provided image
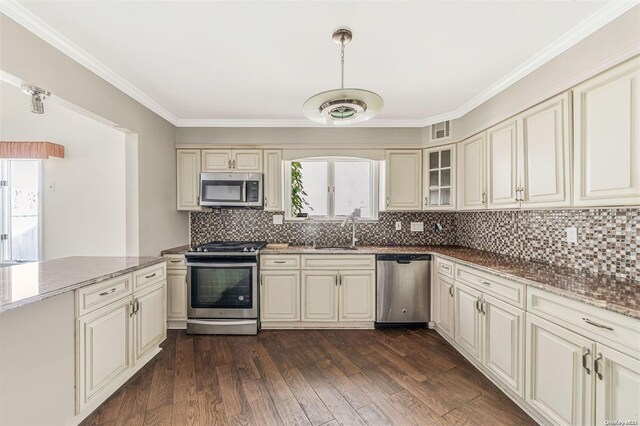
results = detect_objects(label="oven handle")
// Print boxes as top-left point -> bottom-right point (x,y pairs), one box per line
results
187,319 -> 257,326
187,262 -> 258,267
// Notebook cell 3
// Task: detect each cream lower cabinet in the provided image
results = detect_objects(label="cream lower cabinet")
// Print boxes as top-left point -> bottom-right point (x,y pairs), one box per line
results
301,271 -> 339,321
432,271 -> 454,339
454,282 -> 483,360
164,254 -> 187,328
134,282 -> 167,362
595,343 -> 640,424
526,314 -> 594,426
261,270 -> 300,321
338,270 -> 376,321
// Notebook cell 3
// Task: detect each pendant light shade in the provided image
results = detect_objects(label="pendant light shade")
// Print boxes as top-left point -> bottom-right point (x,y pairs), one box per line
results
303,29 -> 383,125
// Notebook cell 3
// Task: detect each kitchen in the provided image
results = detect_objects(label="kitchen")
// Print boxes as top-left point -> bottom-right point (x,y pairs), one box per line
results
0,2 -> 639,425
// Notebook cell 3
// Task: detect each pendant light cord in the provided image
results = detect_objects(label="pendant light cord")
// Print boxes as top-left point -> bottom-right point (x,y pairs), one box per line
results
340,36 -> 345,89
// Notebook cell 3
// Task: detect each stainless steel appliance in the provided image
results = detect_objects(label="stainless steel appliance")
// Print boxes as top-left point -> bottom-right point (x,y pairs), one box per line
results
186,241 -> 267,335
376,253 -> 431,327
199,172 -> 263,208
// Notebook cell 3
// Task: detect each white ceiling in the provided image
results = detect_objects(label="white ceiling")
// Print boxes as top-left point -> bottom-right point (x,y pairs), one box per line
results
1,1 -> 636,127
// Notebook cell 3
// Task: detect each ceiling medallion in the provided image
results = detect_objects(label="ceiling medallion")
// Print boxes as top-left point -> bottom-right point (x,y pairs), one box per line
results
303,28 -> 383,125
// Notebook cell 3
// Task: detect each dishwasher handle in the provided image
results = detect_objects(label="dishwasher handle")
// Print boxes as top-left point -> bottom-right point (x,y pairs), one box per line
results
396,260 -> 413,264
376,254 -> 432,262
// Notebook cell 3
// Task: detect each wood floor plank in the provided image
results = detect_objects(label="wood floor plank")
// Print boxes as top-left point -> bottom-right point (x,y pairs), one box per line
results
389,389 -> 442,425
350,373 -> 418,426
196,392 -> 227,425
144,404 -> 172,426
314,385 -> 367,426
242,379 -> 284,425
172,335 -> 196,404
97,389 -> 125,424
370,344 -> 430,382
226,410 -> 256,426
216,364 -> 247,417
211,336 -> 233,366
115,380 -> 151,426
147,361 -> 175,411
230,338 -> 262,383
275,397 -> 312,426
170,399 -> 198,426
255,355 -> 295,403
318,359 -> 371,410
282,367 -> 334,426
356,404 -> 392,426
317,339 -> 361,377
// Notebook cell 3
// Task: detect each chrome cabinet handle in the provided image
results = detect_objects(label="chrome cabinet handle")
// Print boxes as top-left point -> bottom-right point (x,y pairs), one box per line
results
425,196 -> 428,206
449,286 -> 454,297
338,274 -> 342,286
481,192 -> 486,204
129,300 -> 135,317
441,264 -> 451,271
335,275 -> 338,286
232,159 -> 236,169
99,288 -> 116,296
274,260 -> 286,264
386,197 -> 390,207
475,298 -> 482,313
582,348 -> 591,374
134,299 -> 140,314
582,317 -> 614,331
228,159 -> 232,169
479,280 -> 491,286
481,301 -> 486,315
264,197 -> 267,206
594,353 -> 603,380
145,273 -> 156,279
170,260 -> 182,263
260,274 -> 263,286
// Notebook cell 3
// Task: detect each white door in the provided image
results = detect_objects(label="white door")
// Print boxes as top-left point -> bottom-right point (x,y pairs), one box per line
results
434,273 -> 454,339
458,133 -> 486,210
338,270 -> 375,321
166,270 -> 187,322
526,314 -> 593,426
202,150 -> 232,171
423,145 -> 456,210
454,282 -> 482,361
263,150 -> 283,211
595,343 -> 640,425
176,149 -> 203,211
481,294 -> 525,397
233,149 -> 263,172
260,271 -> 300,322
573,57 -> 640,207
384,150 -> 422,211
134,282 -> 166,362
520,92 -> 571,207
487,119 -> 520,209
77,296 -> 133,412
301,271 -> 338,322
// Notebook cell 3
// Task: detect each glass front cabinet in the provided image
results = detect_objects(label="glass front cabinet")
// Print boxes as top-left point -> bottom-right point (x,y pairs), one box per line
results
423,145 -> 456,210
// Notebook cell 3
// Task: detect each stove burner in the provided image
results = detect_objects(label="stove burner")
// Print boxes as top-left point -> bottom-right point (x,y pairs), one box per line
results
189,241 -> 267,254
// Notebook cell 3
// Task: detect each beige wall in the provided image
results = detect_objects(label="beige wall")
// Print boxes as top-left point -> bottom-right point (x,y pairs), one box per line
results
0,14 -> 188,255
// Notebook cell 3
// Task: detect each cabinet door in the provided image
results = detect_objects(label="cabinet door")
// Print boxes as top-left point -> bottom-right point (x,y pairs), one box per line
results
595,343 -> 640,425
487,119 -> 520,209
134,282 -> 166,362
301,271 -> 338,322
263,150 -> 283,211
233,149 -> 263,172
77,296 -> 133,412
434,273 -> 454,339
177,149 -> 203,211
166,270 -> 187,322
202,150 -> 232,171
526,314 -> 593,426
260,271 -> 300,321
338,270 -> 375,321
384,150 -> 422,211
423,145 -> 456,210
458,133 -> 486,210
454,282 -> 482,361
573,58 -> 640,207
520,93 -> 571,207
481,294 -> 525,397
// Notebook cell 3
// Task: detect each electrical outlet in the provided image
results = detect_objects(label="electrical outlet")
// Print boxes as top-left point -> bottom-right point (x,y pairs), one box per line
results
273,214 -> 284,225
566,226 -> 577,244
411,222 -> 424,232
395,221 -> 402,231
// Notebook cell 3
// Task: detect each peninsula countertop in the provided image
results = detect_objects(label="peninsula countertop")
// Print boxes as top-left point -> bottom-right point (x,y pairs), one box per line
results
0,256 -> 166,314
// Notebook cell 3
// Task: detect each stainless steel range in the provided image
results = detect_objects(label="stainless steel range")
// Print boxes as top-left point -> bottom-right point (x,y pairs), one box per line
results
185,241 -> 267,335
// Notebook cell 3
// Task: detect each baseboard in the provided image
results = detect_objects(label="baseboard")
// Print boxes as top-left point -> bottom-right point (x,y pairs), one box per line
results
261,321 -> 374,329
167,320 -> 187,329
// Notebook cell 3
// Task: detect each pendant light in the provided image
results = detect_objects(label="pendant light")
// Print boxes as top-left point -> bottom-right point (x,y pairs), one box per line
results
303,29 -> 383,125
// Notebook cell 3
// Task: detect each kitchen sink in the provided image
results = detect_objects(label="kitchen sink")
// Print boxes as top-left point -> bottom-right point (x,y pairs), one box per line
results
314,246 -> 357,250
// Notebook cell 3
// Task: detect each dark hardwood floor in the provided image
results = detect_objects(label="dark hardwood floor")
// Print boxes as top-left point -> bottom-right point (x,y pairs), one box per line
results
80,328 -> 536,425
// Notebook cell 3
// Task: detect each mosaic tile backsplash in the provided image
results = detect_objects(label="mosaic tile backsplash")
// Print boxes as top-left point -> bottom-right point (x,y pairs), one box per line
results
190,207 -> 638,281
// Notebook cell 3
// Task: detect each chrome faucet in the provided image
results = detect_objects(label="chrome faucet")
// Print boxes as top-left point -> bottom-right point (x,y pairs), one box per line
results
340,210 -> 359,248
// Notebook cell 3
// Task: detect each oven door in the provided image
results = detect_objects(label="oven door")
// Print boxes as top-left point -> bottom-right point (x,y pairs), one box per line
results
187,262 -> 258,318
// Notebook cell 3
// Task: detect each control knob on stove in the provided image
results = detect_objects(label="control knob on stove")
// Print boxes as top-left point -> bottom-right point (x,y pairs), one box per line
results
243,247 -> 249,252
196,247 -> 203,252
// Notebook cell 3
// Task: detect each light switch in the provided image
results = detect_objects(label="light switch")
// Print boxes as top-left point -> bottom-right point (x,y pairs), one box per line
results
566,226 -> 577,244
395,221 -> 402,231
411,222 -> 424,232
273,214 -> 284,225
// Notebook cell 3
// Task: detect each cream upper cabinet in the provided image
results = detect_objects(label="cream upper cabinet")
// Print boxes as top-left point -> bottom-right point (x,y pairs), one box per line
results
176,149 -> 203,211
202,149 -> 262,172
487,119 -> 520,209
526,314 -> 593,426
423,145 -> 456,210
384,150 -> 422,211
595,343 -> 640,425
260,271 -> 300,322
338,270 -> 375,321
573,58 -> 640,207
301,271 -> 338,322
263,149 -> 283,211
458,133 -> 487,210
433,272 -> 454,339
454,281 -> 482,361
519,92 -> 571,207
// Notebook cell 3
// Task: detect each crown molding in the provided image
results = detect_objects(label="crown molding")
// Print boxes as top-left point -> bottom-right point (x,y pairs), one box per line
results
1,0 -> 637,129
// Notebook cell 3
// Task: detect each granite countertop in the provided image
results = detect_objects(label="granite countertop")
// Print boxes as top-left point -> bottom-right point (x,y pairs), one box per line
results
263,245 -> 640,319
0,256 -> 166,314
161,245 -> 191,255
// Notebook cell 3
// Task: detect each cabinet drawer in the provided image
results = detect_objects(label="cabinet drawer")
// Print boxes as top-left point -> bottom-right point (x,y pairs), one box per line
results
435,257 -> 454,278
164,255 -> 186,269
528,287 -> 640,358
77,273 -> 133,317
133,263 -> 167,290
260,255 -> 300,270
301,255 -> 376,270
455,264 -> 525,309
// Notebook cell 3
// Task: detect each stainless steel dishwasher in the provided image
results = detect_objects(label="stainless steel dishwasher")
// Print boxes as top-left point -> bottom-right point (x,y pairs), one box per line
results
376,254 -> 431,328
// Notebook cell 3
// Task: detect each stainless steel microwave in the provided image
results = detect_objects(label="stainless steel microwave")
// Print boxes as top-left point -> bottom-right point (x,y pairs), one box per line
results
199,172 -> 263,208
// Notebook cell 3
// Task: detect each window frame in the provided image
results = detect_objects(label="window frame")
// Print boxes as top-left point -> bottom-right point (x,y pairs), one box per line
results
284,156 -> 379,221
0,159 -> 44,263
